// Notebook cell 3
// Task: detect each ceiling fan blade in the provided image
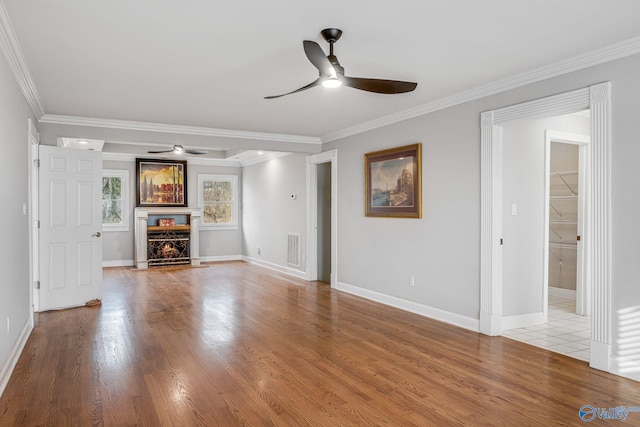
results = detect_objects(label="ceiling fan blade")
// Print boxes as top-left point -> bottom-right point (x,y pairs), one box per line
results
303,41 -> 334,76
147,149 -> 174,154
185,149 -> 208,155
265,78 -> 321,99
342,77 -> 417,94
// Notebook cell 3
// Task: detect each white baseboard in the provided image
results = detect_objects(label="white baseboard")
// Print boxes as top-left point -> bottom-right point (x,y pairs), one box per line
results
590,340 -> 612,372
549,286 -> 576,299
103,257 -> 247,267
0,318 -> 33,398
200,255 -> 242,263
336,281 -> 479,332
242,256 -> 307,279
501,312 -> 546,330
102,259 -> 134,268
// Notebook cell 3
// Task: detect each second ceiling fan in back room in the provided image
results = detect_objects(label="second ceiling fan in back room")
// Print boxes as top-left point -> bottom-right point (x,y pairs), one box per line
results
147,145 -> 208,155
265,28 -> 418,99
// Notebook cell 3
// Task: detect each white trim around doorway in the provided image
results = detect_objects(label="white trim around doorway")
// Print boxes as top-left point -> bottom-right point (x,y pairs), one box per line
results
480,83 -> 612,373
306,149 -> 338,288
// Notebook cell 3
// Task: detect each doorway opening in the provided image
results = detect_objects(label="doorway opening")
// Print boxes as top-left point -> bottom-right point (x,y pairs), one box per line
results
480,83 -> 612,372
316,162 -> 332,283
546,132 -> 591,318
306,149 -> 338,287
500,119 -> 591,361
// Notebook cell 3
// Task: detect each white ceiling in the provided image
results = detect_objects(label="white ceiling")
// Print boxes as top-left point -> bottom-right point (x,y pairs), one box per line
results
3,0 -> 640,157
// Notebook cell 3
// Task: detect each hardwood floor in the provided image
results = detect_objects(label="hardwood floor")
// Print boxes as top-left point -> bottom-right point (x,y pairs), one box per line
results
1,261 -> 638,426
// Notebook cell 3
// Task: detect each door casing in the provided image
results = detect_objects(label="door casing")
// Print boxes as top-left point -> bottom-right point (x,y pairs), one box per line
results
306,149 -> 338,287
480,83 -> 612,372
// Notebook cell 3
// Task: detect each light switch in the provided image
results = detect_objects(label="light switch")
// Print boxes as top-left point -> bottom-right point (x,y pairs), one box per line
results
511,204 -> 518,216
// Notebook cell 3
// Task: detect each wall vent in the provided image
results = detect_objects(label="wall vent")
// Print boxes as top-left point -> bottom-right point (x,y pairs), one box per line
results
287,233 -> 301,267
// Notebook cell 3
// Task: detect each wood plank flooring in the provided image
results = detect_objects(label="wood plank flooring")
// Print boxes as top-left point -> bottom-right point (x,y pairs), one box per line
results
0,261 -> 638,426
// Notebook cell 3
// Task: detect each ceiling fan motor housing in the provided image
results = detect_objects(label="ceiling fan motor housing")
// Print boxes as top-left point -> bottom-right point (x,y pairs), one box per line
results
321,28 -> 343,44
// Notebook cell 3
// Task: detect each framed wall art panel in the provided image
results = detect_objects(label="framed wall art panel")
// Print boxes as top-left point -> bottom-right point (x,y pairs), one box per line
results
364,143 -> 422,218
136,158 -> 187,207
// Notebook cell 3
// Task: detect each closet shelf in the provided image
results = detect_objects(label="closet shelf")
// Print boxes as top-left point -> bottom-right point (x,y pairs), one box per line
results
550,195 -> 578,200
549,243 -> 577,249
550,170 -> 578,196
550,220 -> 577,224
550,170 -> 578,177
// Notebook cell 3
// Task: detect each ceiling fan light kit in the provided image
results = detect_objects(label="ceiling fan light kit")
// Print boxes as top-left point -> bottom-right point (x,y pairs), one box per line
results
265,28 -> 417,99
322,76 -> 342,88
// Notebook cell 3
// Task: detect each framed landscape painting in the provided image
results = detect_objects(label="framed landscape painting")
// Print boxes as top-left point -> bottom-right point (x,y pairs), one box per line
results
365,143 -> 422,218
136,158 -> 187,207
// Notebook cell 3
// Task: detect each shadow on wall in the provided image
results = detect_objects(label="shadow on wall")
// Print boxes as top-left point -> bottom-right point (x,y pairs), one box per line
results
616,306 -> 640,380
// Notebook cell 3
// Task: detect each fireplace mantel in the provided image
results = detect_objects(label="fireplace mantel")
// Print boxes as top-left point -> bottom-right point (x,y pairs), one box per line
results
134,207 -> 201,269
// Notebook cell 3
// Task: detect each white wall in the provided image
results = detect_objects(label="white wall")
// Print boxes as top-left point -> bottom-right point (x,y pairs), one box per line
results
325,104 -> 482,321
100,158 -> 243,264
501,113 -> 589,317
0,53 -> 35,390
242,153 -> 307,275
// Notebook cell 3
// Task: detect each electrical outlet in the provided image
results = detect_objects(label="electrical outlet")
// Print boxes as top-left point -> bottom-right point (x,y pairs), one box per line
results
257,246 -> 261,255
409,276 -> 415,287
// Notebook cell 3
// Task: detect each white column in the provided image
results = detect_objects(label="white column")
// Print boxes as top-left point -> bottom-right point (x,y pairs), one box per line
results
480,110 -> 502,335
189,208 -> 201,266
589,82 -> 612,371
134,208 -> 149,269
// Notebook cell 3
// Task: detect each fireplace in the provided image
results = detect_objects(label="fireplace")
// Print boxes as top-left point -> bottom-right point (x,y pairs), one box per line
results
134,207 -> 201,269
147,228 -> 190,266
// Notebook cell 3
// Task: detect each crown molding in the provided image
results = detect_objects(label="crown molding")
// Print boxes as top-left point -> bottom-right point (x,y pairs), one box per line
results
102,152 -> 243,167
185,157 -> 242,167
0,0 -> 44,118
39,114 -> 322,145
240,151 -> 290,167
101,151 -> 292,168
321,35 -> 640,143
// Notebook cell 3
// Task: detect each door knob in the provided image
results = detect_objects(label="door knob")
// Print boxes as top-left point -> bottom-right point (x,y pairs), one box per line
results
93,232 -> 102,237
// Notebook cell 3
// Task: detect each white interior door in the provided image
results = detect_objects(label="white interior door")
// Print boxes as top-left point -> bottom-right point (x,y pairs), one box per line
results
38,145 -> 103,311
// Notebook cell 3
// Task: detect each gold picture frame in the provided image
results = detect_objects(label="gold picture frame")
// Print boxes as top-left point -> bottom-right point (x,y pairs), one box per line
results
365,143 -> 422,218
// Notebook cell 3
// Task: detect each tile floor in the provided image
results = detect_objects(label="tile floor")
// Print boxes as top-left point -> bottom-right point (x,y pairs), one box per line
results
502,295 -> 590,361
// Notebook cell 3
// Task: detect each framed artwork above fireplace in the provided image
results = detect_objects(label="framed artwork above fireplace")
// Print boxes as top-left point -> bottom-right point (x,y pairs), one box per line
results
136,158 -> 187,207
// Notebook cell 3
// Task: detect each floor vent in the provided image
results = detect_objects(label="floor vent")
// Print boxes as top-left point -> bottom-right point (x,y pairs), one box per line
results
287,233 -> 301,267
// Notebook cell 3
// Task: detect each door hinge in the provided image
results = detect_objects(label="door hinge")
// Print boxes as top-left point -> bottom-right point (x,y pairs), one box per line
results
577,235 -> 581,241
34,281 -> 40,289
34,159 -> 40,167
34,220 -> 40,228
